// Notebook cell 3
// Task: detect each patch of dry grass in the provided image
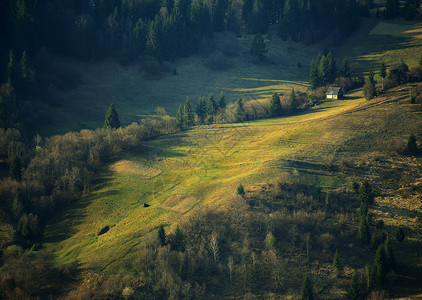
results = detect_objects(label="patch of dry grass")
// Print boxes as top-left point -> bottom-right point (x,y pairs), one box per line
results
110,160 -> 161,178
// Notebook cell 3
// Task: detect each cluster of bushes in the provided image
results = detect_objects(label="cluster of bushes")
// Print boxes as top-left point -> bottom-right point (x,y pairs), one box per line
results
0,115 -> 177,243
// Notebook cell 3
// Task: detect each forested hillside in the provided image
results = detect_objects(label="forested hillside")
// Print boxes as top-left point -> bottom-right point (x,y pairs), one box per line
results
0,0 -> 422,299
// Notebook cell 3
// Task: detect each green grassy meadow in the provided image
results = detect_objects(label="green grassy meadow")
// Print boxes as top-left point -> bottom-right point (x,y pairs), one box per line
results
41,17 -> 422,297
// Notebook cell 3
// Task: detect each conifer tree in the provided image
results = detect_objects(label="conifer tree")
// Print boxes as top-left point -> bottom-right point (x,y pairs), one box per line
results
218,92 -> 226,110
290,88 -> 298,111
301,273 -> 313,300
357,213 -> 370,243
380,62 -> 387,91
309,60 -> 319,89
340,57 -> 351,78
206,93 -> 217,123
104,103 -> 120,129
250,33 -> 267,61
333,249 -> 343,272
395,226 -> 405,242
269,93 -> 282,116
407,133 -> 417,154
196,96 -> 206,124
7,50 -> 17,84
158,224 -> 166,246
374,244 -> 387,288
184,97 -> 194,126
9,154 -> 22,181
384,238 -> 395,272
359,181 -> 373,205
173,225 -> 183,250
236,183 -> 245,197
20,50 -> 29,79
348,274 -> 360,300
176,105 -> 184,129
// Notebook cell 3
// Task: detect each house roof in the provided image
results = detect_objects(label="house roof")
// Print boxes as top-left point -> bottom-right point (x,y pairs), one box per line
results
326,86 -> 342,95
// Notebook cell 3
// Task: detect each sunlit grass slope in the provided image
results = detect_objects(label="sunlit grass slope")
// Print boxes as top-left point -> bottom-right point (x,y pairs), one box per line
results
44,92 -> 382,272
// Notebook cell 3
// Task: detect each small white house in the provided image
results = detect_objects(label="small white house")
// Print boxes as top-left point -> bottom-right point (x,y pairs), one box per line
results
326,87 -> 343,100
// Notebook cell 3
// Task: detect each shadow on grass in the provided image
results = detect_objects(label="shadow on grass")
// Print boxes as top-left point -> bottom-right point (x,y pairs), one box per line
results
44,170 -> 120,244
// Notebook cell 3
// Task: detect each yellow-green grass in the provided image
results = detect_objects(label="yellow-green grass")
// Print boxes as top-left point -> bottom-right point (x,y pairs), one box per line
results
45,94 -> 370,272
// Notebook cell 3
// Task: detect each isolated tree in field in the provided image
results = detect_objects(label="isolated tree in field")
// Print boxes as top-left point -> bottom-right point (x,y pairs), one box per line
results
348,274 -> 360,300
236,183 -> 245,197
218,92 -> 226,110
104,103 -> 120,129
332,250 -> 343,273
380,62 -> 387,91
9,154 -> 22,181
269,93 -> 282,116
395,226 -> 405,242
158,224 -> 166,246
184,97 -> 194,126
176,105 -> 184,129
301,273 -> 313,300
250,33 -> 267,61
407,133 -> 417,154
196,96 -> 206,124
290,88 -> 298,111
363,79 -> 376,100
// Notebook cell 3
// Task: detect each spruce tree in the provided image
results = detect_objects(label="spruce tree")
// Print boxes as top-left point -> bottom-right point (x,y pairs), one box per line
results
380,62 -> 387,91
173,225 -> 183,250
407,133 -> 417,154
384,238 -> 395,272
104,103 -> 120,129
250,33 -> 267,61
333,249 -> 343,272
9,154 -> 22,181
357,213 -> 370,243
348,274 -> 360,300
206,93 -> 217,123
309,60 -> 320,89
176,105 -> 184,129
20,50 -> 29,79
301,273 -> 313,300
158,224 -> 166,246
196,96 -> 206,124
218,92 -> 226,110
184,97 -> 194,126
359,181 -> 373,206
269,93 -> 282,116
290,88 -> 298,111
374,244 -> 387,288
340,57 -> 351,78
236,183 -> 245,197
395,226 -> 405,242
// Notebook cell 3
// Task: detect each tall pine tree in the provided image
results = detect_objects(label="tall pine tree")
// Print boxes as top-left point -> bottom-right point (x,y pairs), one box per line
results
184,97 -> 194,126
104,103 -> 120,129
